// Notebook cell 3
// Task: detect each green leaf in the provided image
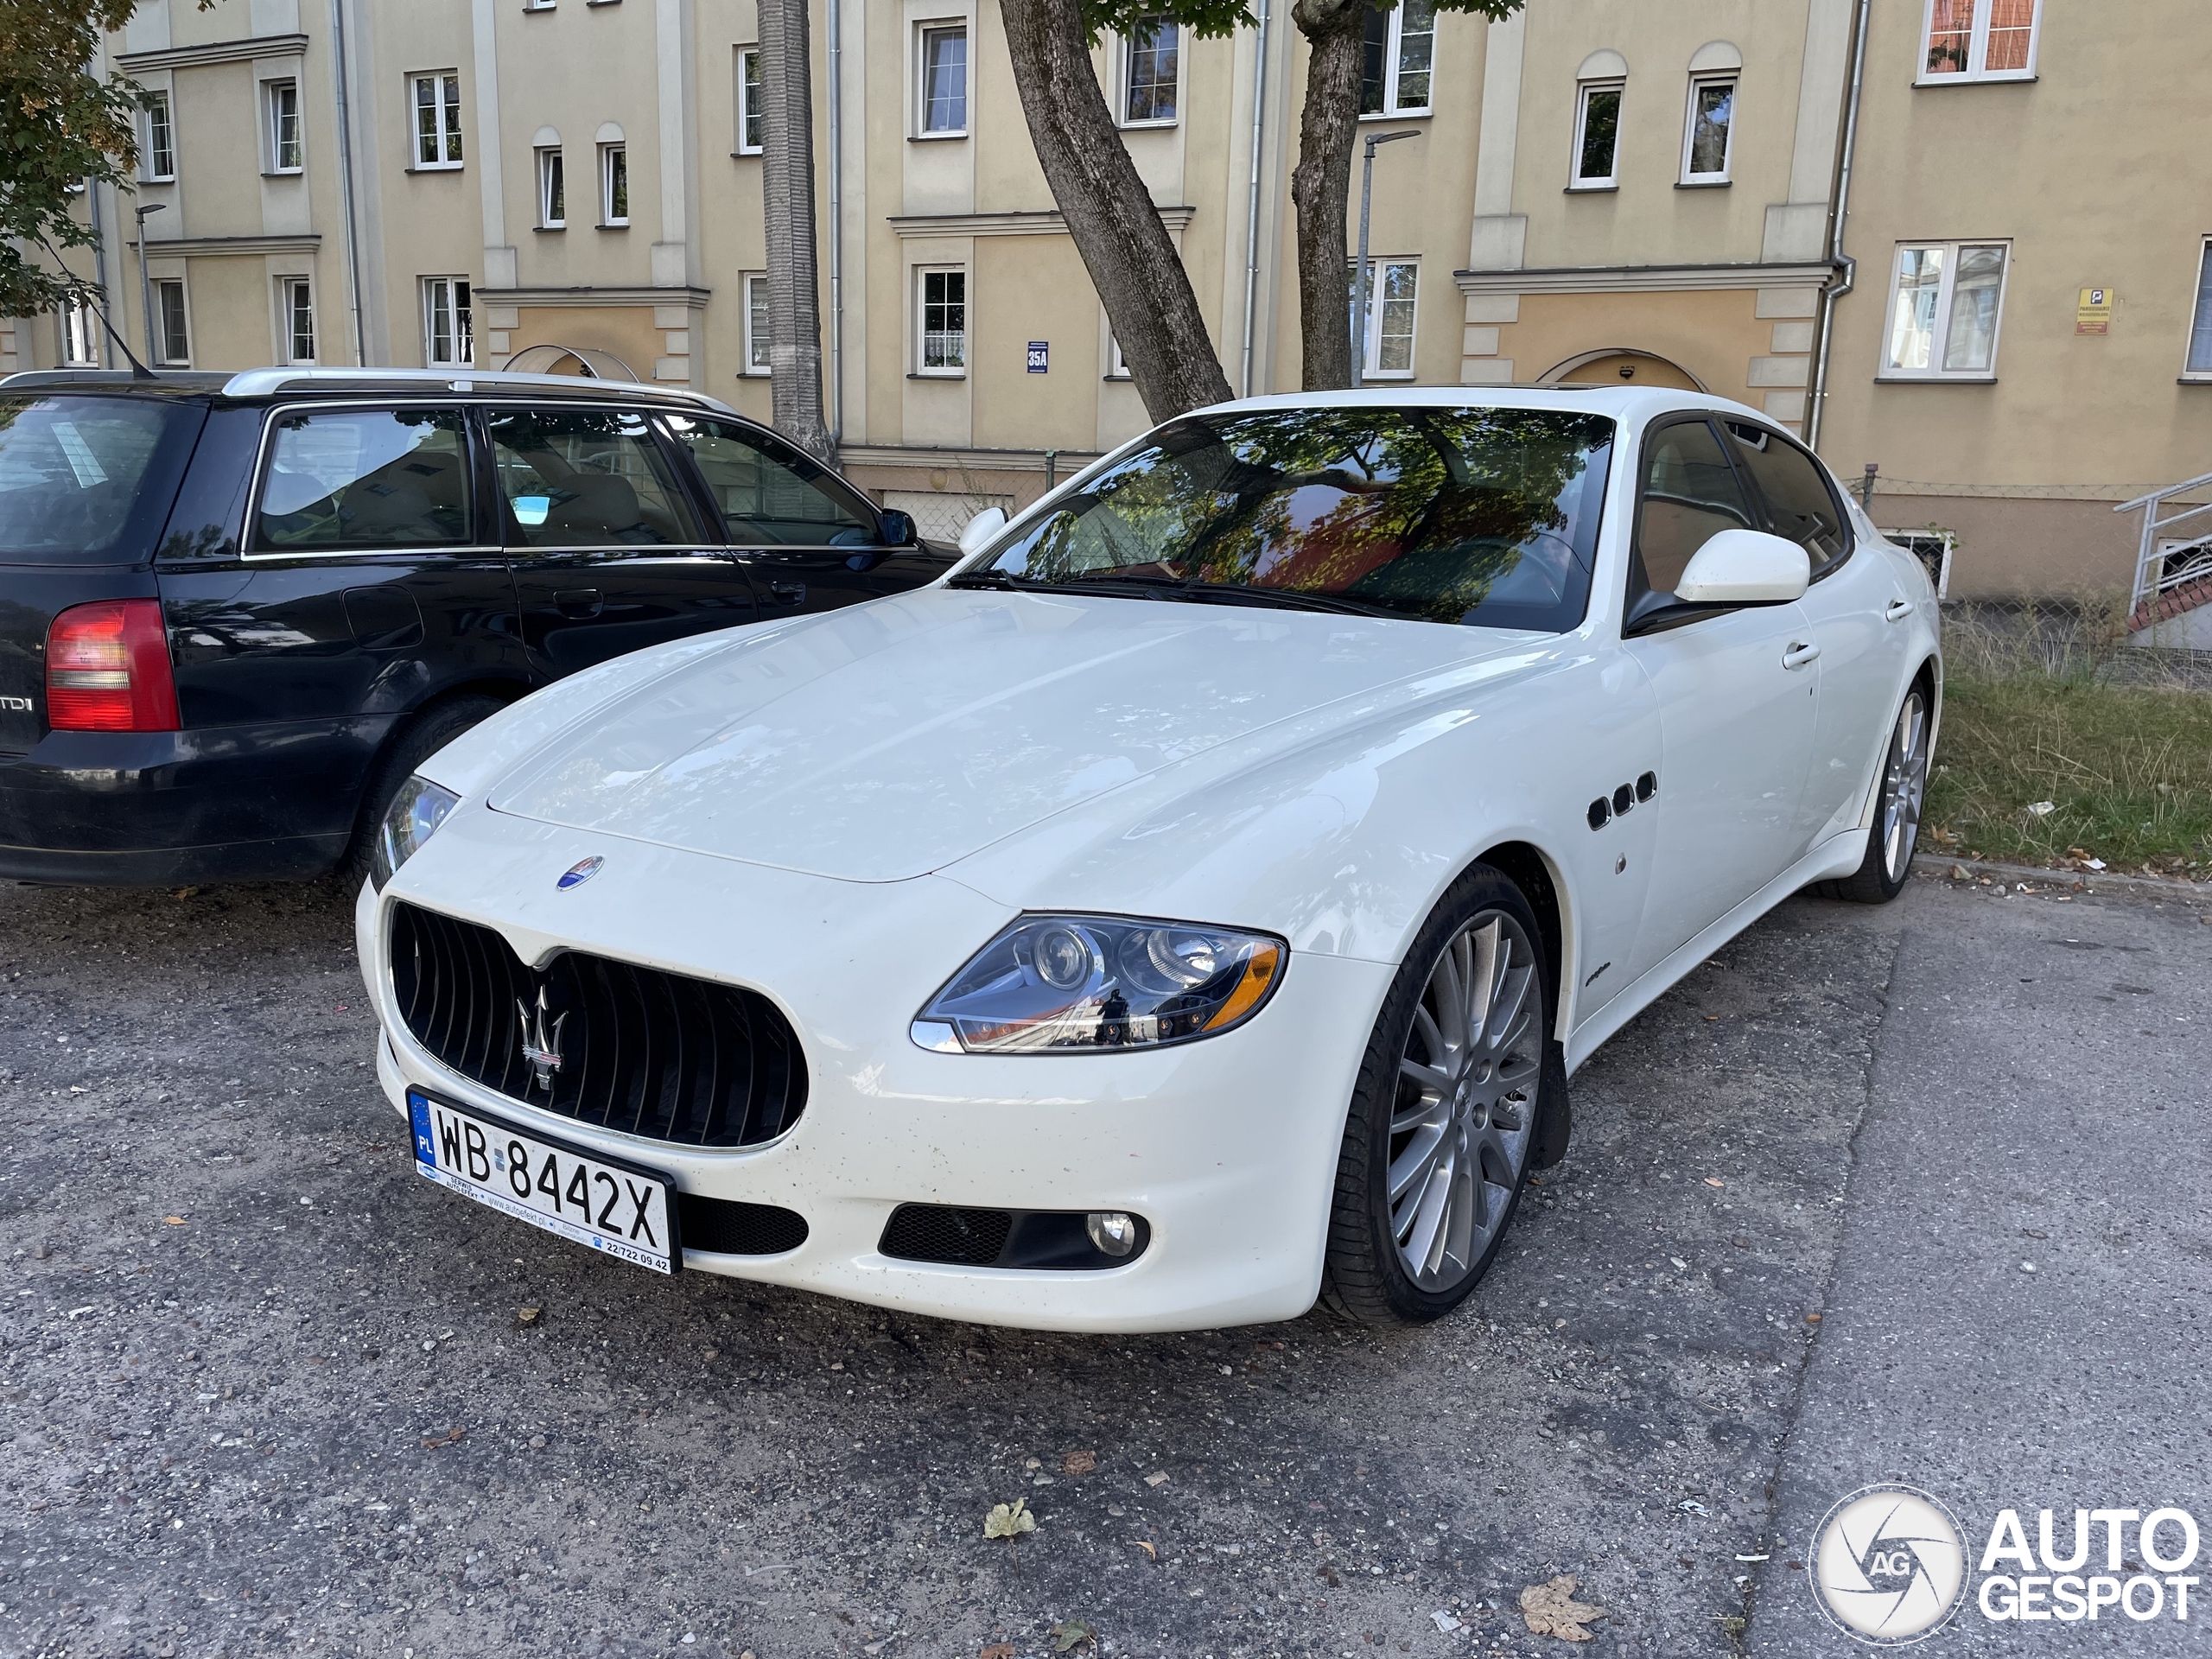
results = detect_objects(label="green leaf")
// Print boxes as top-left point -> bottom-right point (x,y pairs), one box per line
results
983,1497 -> 1038,1540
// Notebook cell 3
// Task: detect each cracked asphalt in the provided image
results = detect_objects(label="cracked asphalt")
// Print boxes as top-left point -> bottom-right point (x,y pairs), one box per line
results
1,870 -> 2206,1658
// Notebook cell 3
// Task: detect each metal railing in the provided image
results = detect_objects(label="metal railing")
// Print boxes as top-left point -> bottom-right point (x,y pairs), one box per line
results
2115,469 -> 2212,623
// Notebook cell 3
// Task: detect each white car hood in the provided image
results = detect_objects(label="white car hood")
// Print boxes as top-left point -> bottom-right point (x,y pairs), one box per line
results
486,586 -> 1533,882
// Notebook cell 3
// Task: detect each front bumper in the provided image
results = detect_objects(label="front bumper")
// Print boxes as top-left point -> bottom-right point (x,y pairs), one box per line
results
357,809 -> 1394,1333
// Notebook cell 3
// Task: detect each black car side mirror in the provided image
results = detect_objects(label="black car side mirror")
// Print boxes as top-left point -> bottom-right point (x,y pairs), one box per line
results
876,509 -> 917,548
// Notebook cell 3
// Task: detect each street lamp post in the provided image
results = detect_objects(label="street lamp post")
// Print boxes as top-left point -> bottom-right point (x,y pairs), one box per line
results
134,203 -> 166,365
1350,130 -> 1421,391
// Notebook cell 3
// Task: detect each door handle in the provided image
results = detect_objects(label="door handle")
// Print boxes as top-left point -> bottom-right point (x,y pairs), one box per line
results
768,581 -> 806,605
1885,597 -> 1914,623
555,588 -> 604,619
1783,640 -> 1821,670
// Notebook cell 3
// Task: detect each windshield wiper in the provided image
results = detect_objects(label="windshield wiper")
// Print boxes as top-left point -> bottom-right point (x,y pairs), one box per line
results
949,569 -> 1189,601
1175,582 -> 1403,620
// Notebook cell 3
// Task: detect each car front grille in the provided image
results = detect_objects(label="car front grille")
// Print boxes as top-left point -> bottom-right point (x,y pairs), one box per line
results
389,901 -> 807,1149
880,1205 -> 1013,1266
680,1195 -> 809,1255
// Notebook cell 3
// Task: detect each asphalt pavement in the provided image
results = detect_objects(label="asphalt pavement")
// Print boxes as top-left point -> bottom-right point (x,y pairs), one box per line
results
0,870 -> 2204,1659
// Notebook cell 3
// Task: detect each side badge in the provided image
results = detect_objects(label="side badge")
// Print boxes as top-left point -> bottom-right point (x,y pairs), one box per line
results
557,855 -> 605,891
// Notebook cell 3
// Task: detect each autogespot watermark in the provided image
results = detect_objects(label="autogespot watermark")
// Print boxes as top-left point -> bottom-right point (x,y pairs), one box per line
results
1806,1484 -> 2202,1643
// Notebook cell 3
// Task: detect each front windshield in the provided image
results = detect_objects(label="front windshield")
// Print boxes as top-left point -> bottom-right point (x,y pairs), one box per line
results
971,406 -> 1615,632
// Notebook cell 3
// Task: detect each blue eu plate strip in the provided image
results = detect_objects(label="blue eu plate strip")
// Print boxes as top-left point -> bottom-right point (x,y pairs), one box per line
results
410,1090 -> 436,1167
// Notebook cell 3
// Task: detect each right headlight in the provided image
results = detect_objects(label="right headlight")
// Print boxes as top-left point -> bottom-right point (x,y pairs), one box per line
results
371,775 -> 459,891
910,914 -> 1287,1054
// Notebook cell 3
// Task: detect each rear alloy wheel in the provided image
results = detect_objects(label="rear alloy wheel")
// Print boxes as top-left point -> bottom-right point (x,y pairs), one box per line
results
1321,868 -> 1554,1324
1820,684 -> 1931,905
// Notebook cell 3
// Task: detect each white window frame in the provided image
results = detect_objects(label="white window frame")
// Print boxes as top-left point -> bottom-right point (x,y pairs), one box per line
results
141,91 -> 176,182
599,143 -> 628,226
277,277 -> 316,365
1105,333 -> 1131,381
1916,0 -> 2042,85
264,78 -> 302,175
410,71 -> 464,169
1569,79 -> 1623,189
741,272 -> 772,375
915,21 -> 969,138
1356,257 -> 1421,380
59,296 -> 101,367
734,47 -> 764,155
1361,0 -> 1435,120
2184,239 -> 2212,382
151,277 -> 191,367
1119,15 -> 1180,128
422,276 -> 474,366
523,0 -> 555,11
915,265 -> 967,378
536,146 -> 566,228
1679,73 -> 1735,184
1878,239 -> 2011,381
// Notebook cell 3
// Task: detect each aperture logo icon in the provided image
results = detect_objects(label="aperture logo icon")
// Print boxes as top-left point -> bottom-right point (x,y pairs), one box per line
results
1811,1484 -> 1971,1644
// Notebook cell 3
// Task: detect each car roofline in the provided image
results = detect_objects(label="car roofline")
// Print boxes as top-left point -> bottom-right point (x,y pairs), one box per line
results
3,365 -> 738,415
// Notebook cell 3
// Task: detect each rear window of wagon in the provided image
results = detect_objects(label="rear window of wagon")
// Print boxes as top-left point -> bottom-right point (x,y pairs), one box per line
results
0,395 -> 205,565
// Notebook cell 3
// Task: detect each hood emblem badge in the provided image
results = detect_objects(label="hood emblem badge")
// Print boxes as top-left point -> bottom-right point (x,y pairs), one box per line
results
557,855 -> 604,890
516,987 -> 568,1092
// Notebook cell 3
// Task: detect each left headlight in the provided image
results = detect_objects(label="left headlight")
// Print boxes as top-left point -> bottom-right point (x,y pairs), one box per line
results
910,914 -> 1286,1054
370,775 -> 459,891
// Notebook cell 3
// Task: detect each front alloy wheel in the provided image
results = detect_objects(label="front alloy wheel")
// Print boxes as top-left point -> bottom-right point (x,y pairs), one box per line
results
1323,867 -> 1556,1324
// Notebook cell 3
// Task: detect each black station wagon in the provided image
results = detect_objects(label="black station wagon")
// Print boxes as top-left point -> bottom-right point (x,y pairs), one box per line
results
0,368 -> 949,886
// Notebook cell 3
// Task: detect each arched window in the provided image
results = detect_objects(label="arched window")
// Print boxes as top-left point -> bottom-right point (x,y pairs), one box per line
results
1571,50 -> 1627,188
1681,43 -> 1740,185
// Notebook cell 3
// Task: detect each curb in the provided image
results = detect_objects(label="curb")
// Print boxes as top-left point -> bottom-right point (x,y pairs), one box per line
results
1918,857 -> 2210,901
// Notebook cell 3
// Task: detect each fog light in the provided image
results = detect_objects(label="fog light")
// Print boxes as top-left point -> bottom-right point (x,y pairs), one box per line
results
1086,1211 -> 1138,1258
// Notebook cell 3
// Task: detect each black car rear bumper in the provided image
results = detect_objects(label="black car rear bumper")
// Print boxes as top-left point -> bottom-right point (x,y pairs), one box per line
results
0,715 -> 397,886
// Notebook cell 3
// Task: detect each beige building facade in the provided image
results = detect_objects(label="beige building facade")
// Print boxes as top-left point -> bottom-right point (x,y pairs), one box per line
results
8,1 -> 2208,597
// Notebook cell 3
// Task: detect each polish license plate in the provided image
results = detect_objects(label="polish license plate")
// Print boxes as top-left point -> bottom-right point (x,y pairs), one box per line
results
408,1090 -> 682,1274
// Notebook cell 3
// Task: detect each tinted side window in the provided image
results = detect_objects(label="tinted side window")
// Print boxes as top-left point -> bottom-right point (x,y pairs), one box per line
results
1634,418 -> 1755,595
254,407 -> 472,551
664,415 -> 875,546
486,407 -> 704,548
1724,422 -> 1849,571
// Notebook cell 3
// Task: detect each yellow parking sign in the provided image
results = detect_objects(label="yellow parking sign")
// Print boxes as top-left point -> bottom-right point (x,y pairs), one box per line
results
2076,287 -> 2113,334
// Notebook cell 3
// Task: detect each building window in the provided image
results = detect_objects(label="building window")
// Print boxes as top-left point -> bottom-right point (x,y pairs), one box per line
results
735,48 -> 764,153
1105,333 -> 1131,380
1572,80 -> 1622,187
423,276 -> 473,365
1355,259 -> 1419,378
743,273 -> 771,374
1921,0 -> 2039,82
600,144 -> 627,226
411,72 -> 464,168
1883,242 -> 2008,378
279,278 -> 315,364
142,92 -> 176,181
1122,16 -> 1179,124
918,23 -> 967,136
917,267 -> 966,375
537,146 -> 565,227
265,79 -> 302,173
152,279 -> 189,366
1360,0 -> 1435,118
1681,74 -> 1735,182
2185,243 -> 2212,377
59,296 -> 101,367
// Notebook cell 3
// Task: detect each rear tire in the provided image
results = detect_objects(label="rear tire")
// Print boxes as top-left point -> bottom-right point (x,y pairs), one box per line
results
1319,865 -> 1558,1325
1817,681 -> 1932,906
339,695 -> 505,880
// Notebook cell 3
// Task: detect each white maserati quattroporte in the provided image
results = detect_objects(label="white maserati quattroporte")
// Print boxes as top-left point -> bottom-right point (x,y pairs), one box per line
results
357,389 -> 1938,1332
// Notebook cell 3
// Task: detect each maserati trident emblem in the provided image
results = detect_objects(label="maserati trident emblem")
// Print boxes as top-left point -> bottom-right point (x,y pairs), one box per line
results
557,855 -> 604,890
516,986 -> 568,1092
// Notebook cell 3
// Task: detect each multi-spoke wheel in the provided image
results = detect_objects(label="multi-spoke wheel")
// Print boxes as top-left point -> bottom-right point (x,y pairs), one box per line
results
1821,680 -> 1935,905
1322,865 -> 1558,1324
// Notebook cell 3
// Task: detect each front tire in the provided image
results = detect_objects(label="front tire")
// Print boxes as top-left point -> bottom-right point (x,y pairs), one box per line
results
1818,682 -> 1932,905
339,695 -> 505,881
1320,866 -> 1557,1325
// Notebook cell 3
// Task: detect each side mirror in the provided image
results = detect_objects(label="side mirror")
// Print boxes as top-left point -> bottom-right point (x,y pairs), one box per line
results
875,508 -> 917,548
1674,529 -> 1810,605
957,505 -> 1007,558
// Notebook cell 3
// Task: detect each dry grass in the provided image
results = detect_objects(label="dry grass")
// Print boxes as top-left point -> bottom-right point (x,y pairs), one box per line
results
1924,601 -> 2212,875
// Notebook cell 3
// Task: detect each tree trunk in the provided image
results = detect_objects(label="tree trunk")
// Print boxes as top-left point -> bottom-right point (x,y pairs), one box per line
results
757,0 -> 836,464
1001,0 -> 1234,423
1288,0 -> 1368,391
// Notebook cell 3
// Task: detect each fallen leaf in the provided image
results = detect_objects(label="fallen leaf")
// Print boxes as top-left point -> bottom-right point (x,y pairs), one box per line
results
1051,1620 -> 1096,1653
518,1306 -> 541,1326
1702,1177 -> 1725,1188
983,1498 -> 1037,1541
1521,1574 -> 1607,1642
1061,1449 -> 1097,1476
162,1216 -> 188,1226
1132,1539 -> 1158,1560
418,1426 -> 466,1449
980,1646 -> 1015,1659
1143,1471 -> 1169,1487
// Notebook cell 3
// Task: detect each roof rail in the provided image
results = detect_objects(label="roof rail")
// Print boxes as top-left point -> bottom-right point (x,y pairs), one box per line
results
215,366 -> 734,411
1,368 -> 228,391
